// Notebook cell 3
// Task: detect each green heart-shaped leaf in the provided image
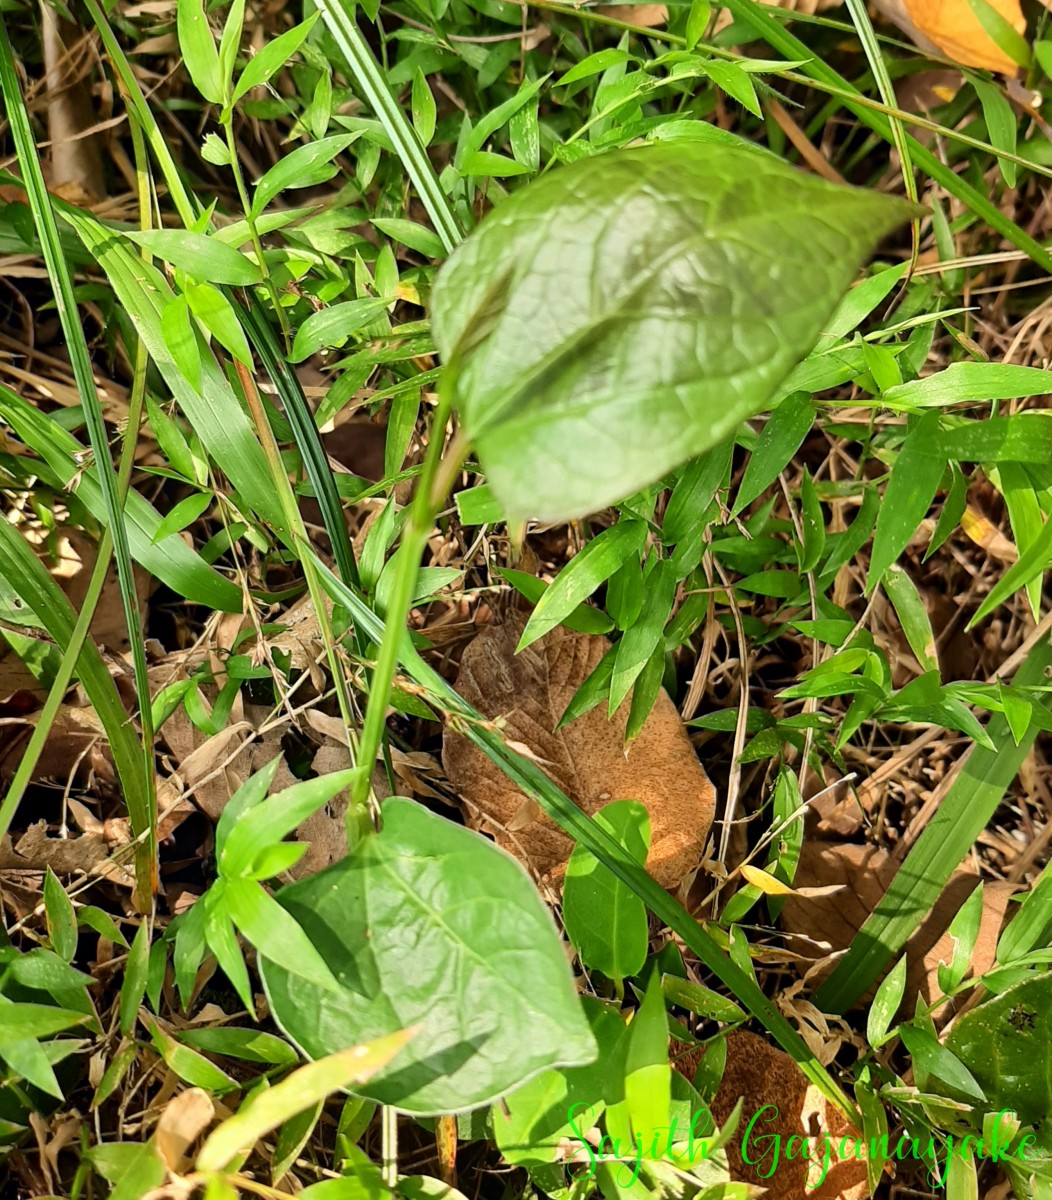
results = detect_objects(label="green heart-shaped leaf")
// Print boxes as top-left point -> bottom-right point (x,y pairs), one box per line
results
431,141 -> 914,521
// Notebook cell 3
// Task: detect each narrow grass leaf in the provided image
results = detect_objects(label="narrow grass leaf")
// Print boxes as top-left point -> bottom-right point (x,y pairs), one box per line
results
883,363 -> 1052,409
231,13 -> 318,107
196,1031 -> 414,1172
43,869 -> 77,963
126,230 -> 261,285
882,564 -> 938,672
313,0 -> 462,252
734,393 -> 814,514
177,0 -> 223,102
867,413 -> 943,590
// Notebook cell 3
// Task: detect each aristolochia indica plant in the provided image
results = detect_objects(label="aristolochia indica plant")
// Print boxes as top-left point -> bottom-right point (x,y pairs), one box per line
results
259,142 -> 914,1115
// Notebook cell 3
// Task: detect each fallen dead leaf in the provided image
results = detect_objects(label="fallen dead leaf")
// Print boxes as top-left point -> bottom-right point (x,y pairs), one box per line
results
442,615 -> 715,889
871,0 -> 1026,73
780,841 -> 1016,1011
154,1089 -> 215,1174
677,1030 -> 868,1200
1,820 -> 135,888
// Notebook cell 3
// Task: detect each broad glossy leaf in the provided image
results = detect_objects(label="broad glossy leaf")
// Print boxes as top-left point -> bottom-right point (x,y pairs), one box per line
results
431,142 -> 912,521
261,797 -> 597,1114
946,973 -> 1052,1123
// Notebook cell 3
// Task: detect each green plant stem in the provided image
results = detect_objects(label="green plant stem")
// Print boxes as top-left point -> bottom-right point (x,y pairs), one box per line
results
350,388 -> 464,813
223,120 -> 291,346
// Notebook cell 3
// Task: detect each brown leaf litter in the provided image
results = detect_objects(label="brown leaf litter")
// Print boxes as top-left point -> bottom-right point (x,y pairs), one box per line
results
676,1029 -> 868,1200
780,841 -> 1016,1011
442,615 -> 716,890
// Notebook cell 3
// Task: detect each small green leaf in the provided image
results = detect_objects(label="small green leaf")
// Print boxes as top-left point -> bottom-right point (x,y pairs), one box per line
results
251,133 -> 358,217
563,801 -> 650,983
202,132 -> 233,166
460,150 -> 531,177
218,0 -> 245,96
153,492 -> 212,543
867,413 -> 943,590
797,469 -> 825,573
882,563 -> 938,672
937,883 -> 984,995
734,392 -> 815,515
126,230 -> 261,285
882,362 -> 1052,409
177,0 -> 223,103
224,878 -> 343,994
120,921 -> 151,1037
371,218 -> 444,258
290,297 -> 393,362
43,868 -> 77,962
867,954 -> 906,1047
185,281 -> 254,366
623,970 -> 671,1136
685,0 -> 711,50
700,58 -> 761,117
411,69 -> 437,146
973,79 -> 1017,187
144,1014 -> 239,1091
161,294 -> 202,391
231,14 -> 319,107
519,521 -> 647,649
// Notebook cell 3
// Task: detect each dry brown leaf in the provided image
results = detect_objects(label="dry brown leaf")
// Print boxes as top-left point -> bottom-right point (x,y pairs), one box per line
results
40,3 -> 105,203
1,820 -> 135,887
871,0 -> 1025,73
676,1030 -> 868,1200
154,1089 -> 215,1174
780,841 -> 1016,1009
442,617 -> 715,889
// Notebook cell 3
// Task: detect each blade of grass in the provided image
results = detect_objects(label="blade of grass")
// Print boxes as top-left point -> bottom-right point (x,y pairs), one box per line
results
840,0 -> 920,269
814,633 -> 1052,1012
0,17 -> 156,907
314,0 -> 463,253
236,292 -> 361,594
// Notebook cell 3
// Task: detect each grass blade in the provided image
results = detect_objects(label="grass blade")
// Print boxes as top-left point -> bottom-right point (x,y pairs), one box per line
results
314,0 -> 463,253
0,17 -> 156,906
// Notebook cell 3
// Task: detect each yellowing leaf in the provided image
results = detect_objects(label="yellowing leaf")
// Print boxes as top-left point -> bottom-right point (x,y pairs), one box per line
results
875,0 -> 1026,73
195,1030 -> 415,1172
740,864 -> 795,896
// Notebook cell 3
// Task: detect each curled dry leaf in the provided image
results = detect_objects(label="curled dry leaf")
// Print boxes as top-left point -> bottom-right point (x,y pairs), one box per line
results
780,842 -> 1016,1010
871,0 -> 1025,73
677,1030 -> 868,1200
442,617 -> 715,889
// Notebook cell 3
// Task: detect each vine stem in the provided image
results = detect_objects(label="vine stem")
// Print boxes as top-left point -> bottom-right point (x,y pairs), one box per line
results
351,385 -> 466,813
